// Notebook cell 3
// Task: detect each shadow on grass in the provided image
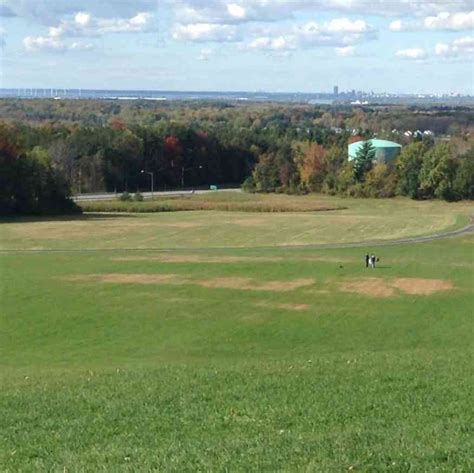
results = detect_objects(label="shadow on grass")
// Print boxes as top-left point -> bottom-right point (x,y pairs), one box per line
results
0,213 -> 140,224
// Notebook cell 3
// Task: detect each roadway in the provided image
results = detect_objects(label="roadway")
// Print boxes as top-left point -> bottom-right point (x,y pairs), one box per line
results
73,188 -> 242,201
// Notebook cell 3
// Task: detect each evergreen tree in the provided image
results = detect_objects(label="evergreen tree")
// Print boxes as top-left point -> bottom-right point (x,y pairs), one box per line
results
353,141 -> 375,182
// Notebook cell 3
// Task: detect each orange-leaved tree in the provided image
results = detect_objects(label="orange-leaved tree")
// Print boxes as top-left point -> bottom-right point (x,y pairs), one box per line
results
294,142 -> 327,191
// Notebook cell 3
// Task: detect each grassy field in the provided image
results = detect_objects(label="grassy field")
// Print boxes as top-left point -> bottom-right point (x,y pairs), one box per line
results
1,194 -> 472,251
1,194 -> 473,471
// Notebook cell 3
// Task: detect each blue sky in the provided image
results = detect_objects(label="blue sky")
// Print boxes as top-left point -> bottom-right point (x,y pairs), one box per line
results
0,0 -> 473,94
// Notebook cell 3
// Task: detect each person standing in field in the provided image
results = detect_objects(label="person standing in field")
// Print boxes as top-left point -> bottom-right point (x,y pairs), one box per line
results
371,254 -> 376,268
365,253 -> 370,268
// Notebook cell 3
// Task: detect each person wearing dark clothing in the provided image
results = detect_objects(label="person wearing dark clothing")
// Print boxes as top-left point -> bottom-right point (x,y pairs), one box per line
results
365,254 -> 370,268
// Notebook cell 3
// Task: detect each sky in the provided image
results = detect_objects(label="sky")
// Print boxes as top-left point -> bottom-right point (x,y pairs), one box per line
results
0,0 -> 473,94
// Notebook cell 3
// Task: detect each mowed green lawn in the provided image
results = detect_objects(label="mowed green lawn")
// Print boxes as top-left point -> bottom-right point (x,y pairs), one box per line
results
1,196 -> 473,471
0,194 -> 472,250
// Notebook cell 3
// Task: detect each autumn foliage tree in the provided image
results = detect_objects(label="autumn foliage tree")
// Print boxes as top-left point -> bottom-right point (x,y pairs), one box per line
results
0,124 -> 79,215
419,143 -> 459,200
295,142 -> 327,191
396,141 -> 428,198
0,100 -> 472,206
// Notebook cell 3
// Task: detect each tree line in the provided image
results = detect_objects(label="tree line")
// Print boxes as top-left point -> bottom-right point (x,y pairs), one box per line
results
245,138 -> 473,201
0,124 -> 80,216
1,99 -> 472,137
1,100 -> 473,215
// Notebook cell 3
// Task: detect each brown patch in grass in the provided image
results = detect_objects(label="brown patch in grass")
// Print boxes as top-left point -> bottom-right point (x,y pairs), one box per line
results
198,277 -> 254,290
391,278 -> 454,295
63,273 -> 313,292
100,273 -> 186,285
112,255 -> 282,263
62,274 -> 100,282
340,278 -> 395,298
339,277 -> 454,298
259,278 -> 315,291
198,277 -> 313,292
255,301 -> 310,311
63,273 -> 185,285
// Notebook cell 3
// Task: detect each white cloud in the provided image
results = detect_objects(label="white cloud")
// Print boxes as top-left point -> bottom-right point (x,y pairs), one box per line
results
248,35 -> 295,51
326,18 -> 370,33
424,11 -> 474,30
335,45 -> 356,56
3,0 -> 472,27
248,37 -> 270,49
92,12 -> 153,34
173,0 -> 474,26
389,20 -> 405,32
74,12 -> 92,27
40,11 -> 153,38
435,43 -> 450,56
395,48 -> 427,60
173,3 -> 377,48
435,35 -> 474,57
24,35 -> 66,52
390,10 -> 474,32
298,18 -> 374,47
2,0 -> 157,24
393,36 -> 474,60
241,18 -> 375,51
173,23 -> 239,41
227,3 -> 246,19
70,41 -> 94,51
23,11 -> 153,52
173,0 -> 289,25
23,35 -> 94,52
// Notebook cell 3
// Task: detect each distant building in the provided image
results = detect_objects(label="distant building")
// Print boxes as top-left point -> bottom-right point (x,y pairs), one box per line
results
333,85 -> 339,96
348,139 -> 402,163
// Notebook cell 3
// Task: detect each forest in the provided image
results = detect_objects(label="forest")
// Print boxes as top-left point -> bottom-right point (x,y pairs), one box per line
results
1,99 -> 473,215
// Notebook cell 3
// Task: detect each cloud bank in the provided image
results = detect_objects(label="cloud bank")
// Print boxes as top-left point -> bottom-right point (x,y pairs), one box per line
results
23,11 -> 153,52
390,11 -> 474,32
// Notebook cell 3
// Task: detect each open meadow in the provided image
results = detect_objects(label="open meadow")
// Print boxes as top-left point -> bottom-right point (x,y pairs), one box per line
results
1,194 -> 472,251
1,194 -> 473,471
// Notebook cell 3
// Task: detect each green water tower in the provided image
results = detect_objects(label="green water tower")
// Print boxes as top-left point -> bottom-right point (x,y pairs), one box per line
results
348,139 -> 402,163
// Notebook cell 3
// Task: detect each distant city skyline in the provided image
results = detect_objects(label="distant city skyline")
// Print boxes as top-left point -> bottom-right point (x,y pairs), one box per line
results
2,86 -> 473,97
0,1 -> 473,95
